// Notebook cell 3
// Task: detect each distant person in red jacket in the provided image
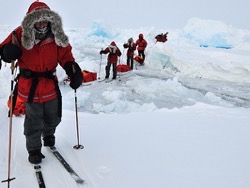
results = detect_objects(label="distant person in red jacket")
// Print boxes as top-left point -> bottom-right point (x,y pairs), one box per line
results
0,1 -> 83,164
100,41 -> 121,79
123,37 -> 136,70
155,32 -> 168,43
135,33 -> 147,64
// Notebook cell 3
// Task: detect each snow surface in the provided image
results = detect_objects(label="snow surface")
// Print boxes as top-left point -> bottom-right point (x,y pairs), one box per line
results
1,18 -> 250,188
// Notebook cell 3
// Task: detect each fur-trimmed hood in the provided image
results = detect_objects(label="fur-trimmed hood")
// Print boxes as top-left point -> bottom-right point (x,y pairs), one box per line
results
21,2 -> 69,50
108,41 -> 118,53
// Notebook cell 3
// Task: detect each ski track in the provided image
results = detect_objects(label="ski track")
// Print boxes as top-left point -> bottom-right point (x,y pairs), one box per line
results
56,130 -> 97,188
43,149 -> 79,188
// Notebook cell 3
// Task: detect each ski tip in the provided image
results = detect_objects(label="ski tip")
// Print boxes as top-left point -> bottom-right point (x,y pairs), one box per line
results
76,179 -> 84,184
72,174 -> 84,184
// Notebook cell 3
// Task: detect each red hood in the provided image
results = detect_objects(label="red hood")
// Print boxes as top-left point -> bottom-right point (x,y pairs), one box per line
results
110,41 -> 116,46
26,1 -> 50,15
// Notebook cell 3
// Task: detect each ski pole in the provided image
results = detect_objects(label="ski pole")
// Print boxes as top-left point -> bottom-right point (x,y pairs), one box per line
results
73,88 -> 84,150
98,48 -> 103,80
2,32 -> 18,188
72,64 -> 84,150
2,61 -> 16,188
121,48 -> 125,64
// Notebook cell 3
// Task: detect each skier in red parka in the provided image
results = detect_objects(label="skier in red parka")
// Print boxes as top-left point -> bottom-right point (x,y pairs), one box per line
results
100,41 -> 121,79
135,33 -> 147,64
123,37 -> 136,70
155,32 -> 168,43
0,1 -> 83,164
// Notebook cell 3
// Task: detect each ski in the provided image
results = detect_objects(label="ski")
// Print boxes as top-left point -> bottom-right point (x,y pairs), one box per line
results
34,164 -> 46,188
105,79 -> 114,83
82,82 -> 93,86
48,146 -> 84,184
98,78 -> 108,82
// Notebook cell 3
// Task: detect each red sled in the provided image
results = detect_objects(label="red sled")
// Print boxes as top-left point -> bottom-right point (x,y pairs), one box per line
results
117,64 -> 131,72
134,55 -> 144,65
63,70 -> 97,84
82,70 -> 97,83
7,95 -> 26,116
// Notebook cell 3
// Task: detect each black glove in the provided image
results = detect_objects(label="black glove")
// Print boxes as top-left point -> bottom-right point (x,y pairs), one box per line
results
100,50 -> 104,54
64,62 -> 83,89
1,43 -> 22,63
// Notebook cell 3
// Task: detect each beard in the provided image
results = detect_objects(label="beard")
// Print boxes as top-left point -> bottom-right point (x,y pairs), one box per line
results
34,27 -> 50,40
35,31 -> 48,40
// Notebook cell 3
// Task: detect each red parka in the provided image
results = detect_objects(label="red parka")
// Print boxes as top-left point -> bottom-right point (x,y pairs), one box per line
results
102,41 -> 121,63
123,42 -> 136,57
135,34 -> 147,51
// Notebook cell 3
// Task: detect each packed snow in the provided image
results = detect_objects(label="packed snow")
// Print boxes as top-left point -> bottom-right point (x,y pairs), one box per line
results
1,18 -> 250,188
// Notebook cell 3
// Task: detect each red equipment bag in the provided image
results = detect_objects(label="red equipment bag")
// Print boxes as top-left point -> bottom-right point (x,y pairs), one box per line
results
82,70 -> 97,83
134,55 -> 144,65
7,96 -> 25,116
117,64 -> 131,72
64,70 -> 97,84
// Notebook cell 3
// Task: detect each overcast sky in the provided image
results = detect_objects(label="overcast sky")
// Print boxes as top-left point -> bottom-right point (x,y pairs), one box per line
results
1,0 -> 249,30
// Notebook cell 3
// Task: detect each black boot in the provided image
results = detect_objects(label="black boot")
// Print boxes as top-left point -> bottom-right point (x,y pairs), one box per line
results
43,135 -> 55,147
28,149 -> 45,164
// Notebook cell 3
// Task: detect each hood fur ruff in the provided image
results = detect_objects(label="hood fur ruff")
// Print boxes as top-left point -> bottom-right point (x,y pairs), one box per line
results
21,9 -> 69,50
